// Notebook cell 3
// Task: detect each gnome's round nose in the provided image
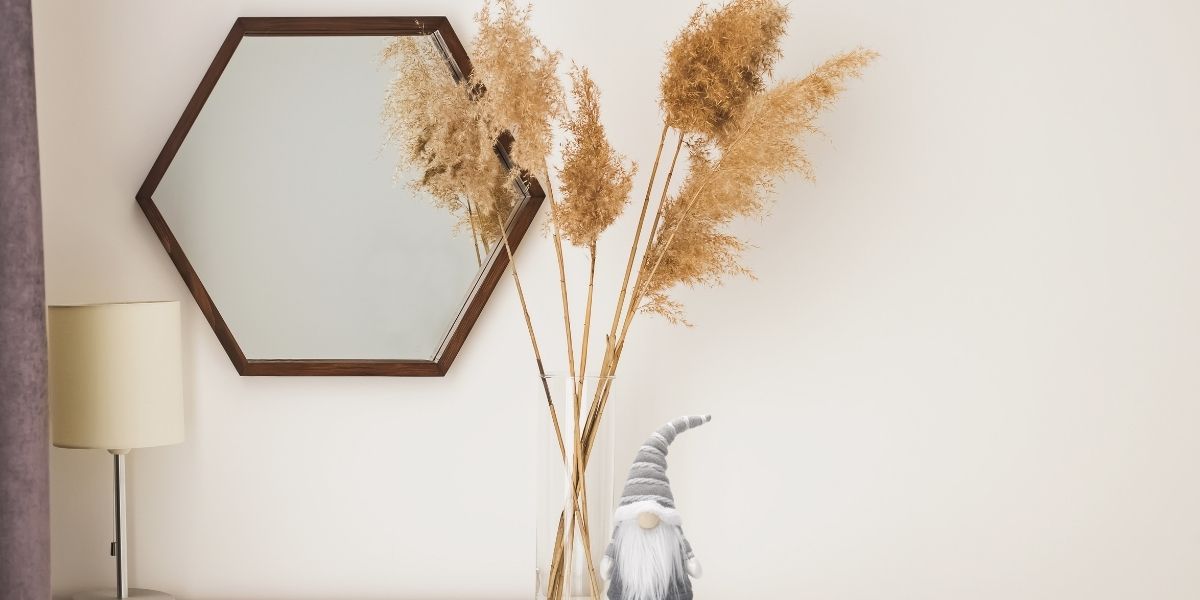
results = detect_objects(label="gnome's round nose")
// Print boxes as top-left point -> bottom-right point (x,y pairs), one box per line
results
637,512 -> 661,529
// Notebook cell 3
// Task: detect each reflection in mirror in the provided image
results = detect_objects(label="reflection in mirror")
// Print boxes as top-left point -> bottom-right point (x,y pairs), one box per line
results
382,36 -> 520,270
153,32 -> 522,363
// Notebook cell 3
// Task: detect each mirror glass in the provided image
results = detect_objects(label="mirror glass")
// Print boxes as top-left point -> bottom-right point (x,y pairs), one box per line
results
151,32 -> 524,364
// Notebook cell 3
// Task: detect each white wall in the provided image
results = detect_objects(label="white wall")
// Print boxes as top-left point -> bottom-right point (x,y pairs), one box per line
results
34,0 -> 1200,599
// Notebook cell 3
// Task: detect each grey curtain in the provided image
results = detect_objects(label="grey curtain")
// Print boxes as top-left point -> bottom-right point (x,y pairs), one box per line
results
0,0 -> 51,597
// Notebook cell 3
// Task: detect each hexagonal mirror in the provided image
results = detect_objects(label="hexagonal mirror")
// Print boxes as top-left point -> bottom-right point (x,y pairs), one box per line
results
136,17 -> 543,376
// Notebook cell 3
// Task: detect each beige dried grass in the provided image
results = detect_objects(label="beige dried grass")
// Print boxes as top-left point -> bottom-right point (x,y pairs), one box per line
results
471,0 -> 564,171
555,66 -> 636,248
660,0 -> 789,137
639,49 -> 878,323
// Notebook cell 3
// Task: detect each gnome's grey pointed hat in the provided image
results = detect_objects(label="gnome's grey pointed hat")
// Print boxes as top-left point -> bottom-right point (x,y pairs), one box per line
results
613,415 -> 711,525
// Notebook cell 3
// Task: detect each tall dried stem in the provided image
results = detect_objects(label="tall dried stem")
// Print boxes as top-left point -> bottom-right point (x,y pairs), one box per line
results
577,460 -> 601,598
639,136 -> 685,275
575,243 -> 597,402
465,196 -> 484,267
587,100 -> 784,452
571,244 -> 600,598
561,480 -> 577,600
598,123 -> 668,375
492,211 -> 567,461
547,178 -> 579,400
583,124 -> 672,438
583,132 -> 685,450
541,168 -> 596,599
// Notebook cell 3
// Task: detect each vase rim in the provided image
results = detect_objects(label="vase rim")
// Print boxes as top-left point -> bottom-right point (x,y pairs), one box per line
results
540,372 -> 614,380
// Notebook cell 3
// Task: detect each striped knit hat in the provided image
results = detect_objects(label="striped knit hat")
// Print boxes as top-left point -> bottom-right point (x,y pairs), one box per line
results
612,415 -> 711,524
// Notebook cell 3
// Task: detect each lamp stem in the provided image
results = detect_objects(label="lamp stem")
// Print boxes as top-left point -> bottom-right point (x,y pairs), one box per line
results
113,451 -> 129,599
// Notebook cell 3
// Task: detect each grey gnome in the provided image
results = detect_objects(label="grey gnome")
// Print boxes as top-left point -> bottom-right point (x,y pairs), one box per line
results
600,415 -> 710,600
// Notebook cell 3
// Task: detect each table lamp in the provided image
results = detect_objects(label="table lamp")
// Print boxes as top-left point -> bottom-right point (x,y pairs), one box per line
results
48,301 -> 184,600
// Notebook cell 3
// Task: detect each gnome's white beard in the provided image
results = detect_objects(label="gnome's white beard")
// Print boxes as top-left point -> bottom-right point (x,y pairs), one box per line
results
613,520 -> 688,600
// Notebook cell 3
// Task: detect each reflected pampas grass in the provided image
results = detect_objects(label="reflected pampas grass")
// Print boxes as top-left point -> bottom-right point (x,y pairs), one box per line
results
471,0 -> 564,171
381,37 -> 514,248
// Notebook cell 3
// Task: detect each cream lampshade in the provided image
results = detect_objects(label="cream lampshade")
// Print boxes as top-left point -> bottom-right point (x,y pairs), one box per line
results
48,301 -> 183,600
49,301 -> 184,451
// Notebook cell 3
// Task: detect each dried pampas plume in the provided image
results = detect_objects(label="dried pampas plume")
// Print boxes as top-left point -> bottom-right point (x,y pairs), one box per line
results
640,48 -> 878,323
660,0 -> 789,138
471,0 -> 564,171
555,67 -> 637,247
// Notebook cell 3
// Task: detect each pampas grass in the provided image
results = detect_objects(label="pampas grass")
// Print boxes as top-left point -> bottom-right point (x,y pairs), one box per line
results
639,49 -> 880,323
661,0 -> 789,137
556,66 -> 636,248
382,1 -> 875,597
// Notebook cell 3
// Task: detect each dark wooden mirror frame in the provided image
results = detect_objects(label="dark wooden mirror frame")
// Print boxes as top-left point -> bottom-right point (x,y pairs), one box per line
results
136,17 -> 545,377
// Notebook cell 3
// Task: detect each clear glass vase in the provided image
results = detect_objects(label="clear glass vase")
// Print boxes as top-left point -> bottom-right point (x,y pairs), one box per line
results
535,374 -> 618,600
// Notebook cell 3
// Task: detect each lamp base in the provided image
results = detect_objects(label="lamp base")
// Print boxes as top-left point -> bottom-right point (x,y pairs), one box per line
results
73,589 -> 174,600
